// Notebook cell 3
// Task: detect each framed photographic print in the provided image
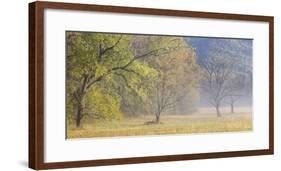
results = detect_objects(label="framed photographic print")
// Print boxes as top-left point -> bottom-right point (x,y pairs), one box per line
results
29,1 -> 274,170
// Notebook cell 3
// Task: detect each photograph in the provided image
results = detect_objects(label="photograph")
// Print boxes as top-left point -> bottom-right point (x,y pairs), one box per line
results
66,31 -> 253,139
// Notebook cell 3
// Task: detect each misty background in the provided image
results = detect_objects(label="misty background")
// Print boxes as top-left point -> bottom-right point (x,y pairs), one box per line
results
176,37 -> 252,114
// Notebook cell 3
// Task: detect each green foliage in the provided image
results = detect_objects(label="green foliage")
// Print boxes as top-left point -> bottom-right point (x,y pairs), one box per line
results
144,37 -> 200,117
85,87 -> 123,120
66,32 -> 135,123
66,32 -> 134,81
66,32 -> 201,126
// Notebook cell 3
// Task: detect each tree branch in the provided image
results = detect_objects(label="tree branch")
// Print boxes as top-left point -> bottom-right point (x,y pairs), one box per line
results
98,35 -> 123,61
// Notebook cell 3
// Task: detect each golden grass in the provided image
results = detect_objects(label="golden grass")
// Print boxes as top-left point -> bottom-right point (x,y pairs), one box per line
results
67,107 -> 252,139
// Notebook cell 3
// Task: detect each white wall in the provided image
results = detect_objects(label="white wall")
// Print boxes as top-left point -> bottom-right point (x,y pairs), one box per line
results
0,0 -> 279,170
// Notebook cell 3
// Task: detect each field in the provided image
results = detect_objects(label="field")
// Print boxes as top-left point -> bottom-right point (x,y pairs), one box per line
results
67,107 -> 252,139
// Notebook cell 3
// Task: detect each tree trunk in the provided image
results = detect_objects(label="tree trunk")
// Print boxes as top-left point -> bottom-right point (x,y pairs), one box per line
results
231,102 -> 234,113
74,78 -> 87,128
216,104 -> 221,117
155,113 -> 160,123
74,90 -> 86,128
75,103 -> 83,127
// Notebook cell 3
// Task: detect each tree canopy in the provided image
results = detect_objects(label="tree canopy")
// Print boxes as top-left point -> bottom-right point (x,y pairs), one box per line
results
66,32 -> 200,127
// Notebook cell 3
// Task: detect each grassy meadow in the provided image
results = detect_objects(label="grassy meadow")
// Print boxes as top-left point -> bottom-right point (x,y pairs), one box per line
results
67,107 -> 252,139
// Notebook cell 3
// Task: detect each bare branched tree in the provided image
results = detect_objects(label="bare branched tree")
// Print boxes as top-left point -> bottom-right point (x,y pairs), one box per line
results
199,56 -> 235,117
151,75 -> 187,123
146,41 -> 198,123
227,73 -> 246,113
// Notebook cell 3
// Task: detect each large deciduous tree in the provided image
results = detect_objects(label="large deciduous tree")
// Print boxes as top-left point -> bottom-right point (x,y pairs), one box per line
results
66,32 -> 177,127
143,37 -> 199,123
